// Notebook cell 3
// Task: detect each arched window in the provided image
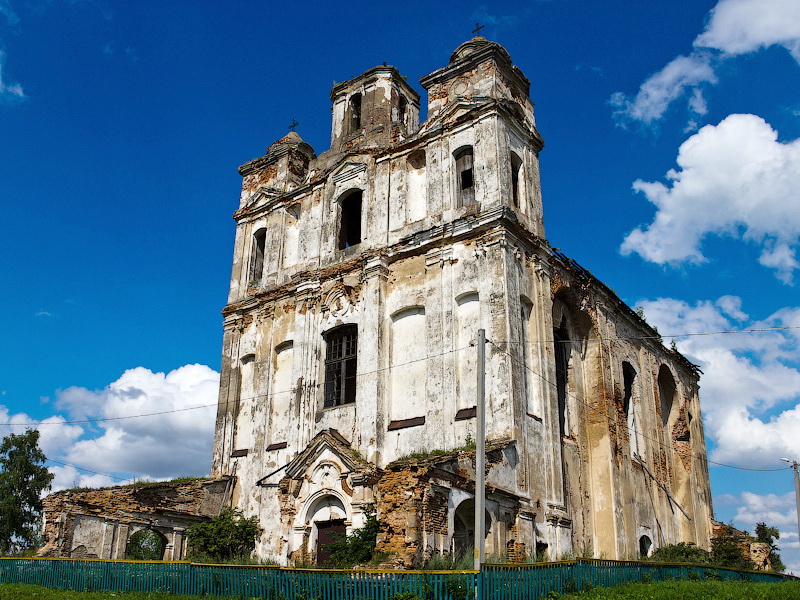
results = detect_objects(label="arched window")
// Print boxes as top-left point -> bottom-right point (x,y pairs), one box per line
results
454,146 -> 475,207
250,228 -> 266,282
323,325 -> 358,408
639,535 -> 652,558
390,307 -> 426,421
658,365 -> 677,427
126,529 -> 167,560
510,152 -> 522,207
553,316 -> 570,437
349,93 -> 362,132
338,190 -> 363,249
623,362 -> 640,456
456,293 -> 480,410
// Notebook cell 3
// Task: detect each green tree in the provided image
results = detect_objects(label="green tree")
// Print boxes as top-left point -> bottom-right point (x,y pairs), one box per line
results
754,522 -> 786,572
711,526 -> 755,571
185,508 -> 261,562
0,429 -> 54,554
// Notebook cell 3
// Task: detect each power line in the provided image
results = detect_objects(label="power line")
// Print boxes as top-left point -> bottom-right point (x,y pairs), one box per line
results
44,457 -> 129,482
487,339 -> 792,473
493,324 -> 800,346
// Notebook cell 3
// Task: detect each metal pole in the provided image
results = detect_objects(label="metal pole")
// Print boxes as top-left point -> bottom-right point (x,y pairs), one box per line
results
475,328 -> 486,571
780,458 -> 800,548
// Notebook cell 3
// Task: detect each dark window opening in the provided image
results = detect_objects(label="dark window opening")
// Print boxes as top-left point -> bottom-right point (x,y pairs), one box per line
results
349,93 -> 362,132
338,190 -> 363,249
639,535 -> 652,558
324,325 -> 358,408
250,228 -> 266,282
398,95 -> 408,125
658,365 -> 677,427
622,362 -> 636,417
554,316 -> 570,437
511,152 -> 522,207
454,147 -> 475,207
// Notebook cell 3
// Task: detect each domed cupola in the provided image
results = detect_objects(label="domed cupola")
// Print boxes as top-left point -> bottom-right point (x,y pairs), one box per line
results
420,37 -> 534,123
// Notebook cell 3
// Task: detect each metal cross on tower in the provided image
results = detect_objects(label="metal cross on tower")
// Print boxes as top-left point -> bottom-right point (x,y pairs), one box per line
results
288,118 -> 299,132
472,22 -> 485,36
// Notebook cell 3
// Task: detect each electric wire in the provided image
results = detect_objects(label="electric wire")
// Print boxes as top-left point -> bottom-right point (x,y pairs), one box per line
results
487,339 -> 792,473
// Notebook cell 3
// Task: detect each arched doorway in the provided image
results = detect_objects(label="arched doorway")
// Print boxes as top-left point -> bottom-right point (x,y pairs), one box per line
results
452,499 -> 491,558
126,528 -> 167,560
304,494 -> 348,565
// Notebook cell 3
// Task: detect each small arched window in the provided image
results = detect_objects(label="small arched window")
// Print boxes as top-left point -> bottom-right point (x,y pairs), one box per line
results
250,228 -> 267,282
510,152 -> 522,207
454,146 -> 475,207
398,95 -> 408,126
349,93 -> 362,132
338,190 -> 363,249
639,535 -> 652,558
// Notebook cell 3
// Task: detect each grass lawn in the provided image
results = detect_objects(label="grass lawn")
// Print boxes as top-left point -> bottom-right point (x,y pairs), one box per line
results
0,579 -> 798,599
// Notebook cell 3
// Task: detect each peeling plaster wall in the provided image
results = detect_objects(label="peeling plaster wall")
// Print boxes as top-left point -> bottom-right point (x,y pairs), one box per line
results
210,37 -> 715,566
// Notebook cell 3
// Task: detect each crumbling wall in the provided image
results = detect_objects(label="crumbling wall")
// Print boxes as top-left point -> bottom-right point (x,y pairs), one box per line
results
38,478 -> 228,560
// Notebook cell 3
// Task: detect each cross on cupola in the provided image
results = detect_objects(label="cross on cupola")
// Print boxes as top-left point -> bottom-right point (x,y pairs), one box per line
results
472,22 -> 485,36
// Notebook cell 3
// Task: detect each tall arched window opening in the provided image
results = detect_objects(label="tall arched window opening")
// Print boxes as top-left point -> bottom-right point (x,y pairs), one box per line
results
510,152 -> 522,207
250,228 -> 266,282
553,316 -> 570,436
658,365 -> 677,428
454,147 -> 475,207
338,190 -> 363,249
623,362 -> 640,456
398,95 -> 408,126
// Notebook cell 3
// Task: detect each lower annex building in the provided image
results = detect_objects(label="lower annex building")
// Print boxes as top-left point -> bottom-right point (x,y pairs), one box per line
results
37,37 -> 714,565
210,37 -> 714,566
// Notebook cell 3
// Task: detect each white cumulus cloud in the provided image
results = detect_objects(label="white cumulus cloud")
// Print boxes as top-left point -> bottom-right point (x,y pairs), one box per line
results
621,114 -> 800,283
637,296 -> 800,468
59,364 -> 219,481
612,0 -> 800,127
0,364 -> 219,492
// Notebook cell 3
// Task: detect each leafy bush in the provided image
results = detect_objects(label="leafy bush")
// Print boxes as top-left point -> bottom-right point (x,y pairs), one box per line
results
648,542 -> 710,564
323,510 -> 378,568
185,508 -> 261,562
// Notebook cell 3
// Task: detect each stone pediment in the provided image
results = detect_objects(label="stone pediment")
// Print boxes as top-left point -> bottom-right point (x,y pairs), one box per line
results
331,161 -> 367,185
257,429 -> 377,488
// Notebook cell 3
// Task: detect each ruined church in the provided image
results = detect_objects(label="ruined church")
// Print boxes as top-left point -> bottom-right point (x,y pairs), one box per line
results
37,37 -> 714,565
210,38 -> 714,566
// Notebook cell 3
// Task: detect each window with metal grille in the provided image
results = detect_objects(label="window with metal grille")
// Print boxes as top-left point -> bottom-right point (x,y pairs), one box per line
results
323,325 -> 358,408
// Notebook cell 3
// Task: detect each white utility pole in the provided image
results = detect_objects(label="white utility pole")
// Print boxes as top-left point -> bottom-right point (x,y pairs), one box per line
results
474,329 -> 486,570
780,457 -> 800,547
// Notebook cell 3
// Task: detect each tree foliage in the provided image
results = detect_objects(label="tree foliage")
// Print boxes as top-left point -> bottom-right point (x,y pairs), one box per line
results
0,429 -> 54,554
754,522 -> 786,572
126,529 -> 166,560
710,527 -> 755,571
185,508 -> 261,562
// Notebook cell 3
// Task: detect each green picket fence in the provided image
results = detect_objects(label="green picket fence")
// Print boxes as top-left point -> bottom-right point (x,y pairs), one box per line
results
0,557 -> 795,599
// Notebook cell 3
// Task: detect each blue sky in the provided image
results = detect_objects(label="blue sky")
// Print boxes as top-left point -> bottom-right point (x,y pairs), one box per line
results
1,0 -> 799,569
